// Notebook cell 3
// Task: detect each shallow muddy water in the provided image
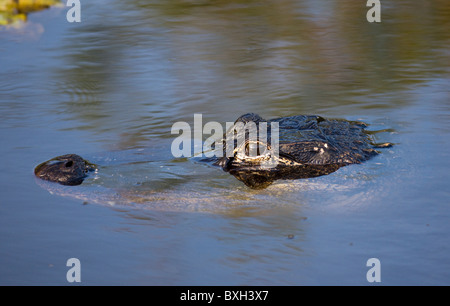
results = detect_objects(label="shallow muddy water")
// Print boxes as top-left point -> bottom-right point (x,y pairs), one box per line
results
0,0 -> 449,285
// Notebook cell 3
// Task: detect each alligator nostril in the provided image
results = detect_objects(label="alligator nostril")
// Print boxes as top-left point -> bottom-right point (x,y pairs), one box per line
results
65,161 -> 73,168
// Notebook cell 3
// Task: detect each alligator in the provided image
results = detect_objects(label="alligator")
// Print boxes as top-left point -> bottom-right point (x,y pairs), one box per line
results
34,113 -> 392,189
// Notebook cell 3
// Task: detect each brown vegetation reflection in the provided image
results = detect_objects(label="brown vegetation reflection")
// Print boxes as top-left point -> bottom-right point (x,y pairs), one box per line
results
55,0 -> 450,149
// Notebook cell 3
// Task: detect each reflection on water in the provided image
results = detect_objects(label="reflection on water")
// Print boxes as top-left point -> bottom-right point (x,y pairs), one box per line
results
0,0 -> 449,285
0,0 -> 62,27
51,0 -> 449,147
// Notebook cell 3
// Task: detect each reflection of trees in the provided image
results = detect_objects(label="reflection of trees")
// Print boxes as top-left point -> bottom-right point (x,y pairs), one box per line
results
0,0 -> 61,26
55,0 -> 450,149
54,23 -> 124,133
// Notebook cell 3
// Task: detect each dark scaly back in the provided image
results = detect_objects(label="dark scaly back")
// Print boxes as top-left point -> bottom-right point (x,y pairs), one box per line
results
269,115 -> 378,165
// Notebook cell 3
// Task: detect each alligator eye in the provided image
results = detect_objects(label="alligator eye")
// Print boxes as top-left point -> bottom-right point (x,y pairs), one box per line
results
244,143 -> 250,156
65,161 -> 73,168
244,142 -> 264,157
244,143 -> 256,157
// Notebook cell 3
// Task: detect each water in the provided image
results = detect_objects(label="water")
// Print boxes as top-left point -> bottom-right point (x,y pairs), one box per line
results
0,0 -> 449,285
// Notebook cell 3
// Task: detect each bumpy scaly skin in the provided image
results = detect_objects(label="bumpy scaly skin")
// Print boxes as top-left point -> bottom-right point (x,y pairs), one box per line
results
215,113 -> 389,189
34,154 -> 96,186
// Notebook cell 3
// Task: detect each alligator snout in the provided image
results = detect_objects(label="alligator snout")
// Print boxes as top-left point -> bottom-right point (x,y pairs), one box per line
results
34,154 -> 96,186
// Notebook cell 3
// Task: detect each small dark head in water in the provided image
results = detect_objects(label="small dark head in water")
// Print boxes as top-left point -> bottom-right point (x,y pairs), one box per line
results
34,154 -> 96,186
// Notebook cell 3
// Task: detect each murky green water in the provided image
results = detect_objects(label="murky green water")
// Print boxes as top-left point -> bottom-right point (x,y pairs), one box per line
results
1,0 -> 449,285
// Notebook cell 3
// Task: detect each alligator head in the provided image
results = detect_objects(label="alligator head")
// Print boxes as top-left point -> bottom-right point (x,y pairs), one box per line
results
33,114 -> 388,190
214,113 -> 380,189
